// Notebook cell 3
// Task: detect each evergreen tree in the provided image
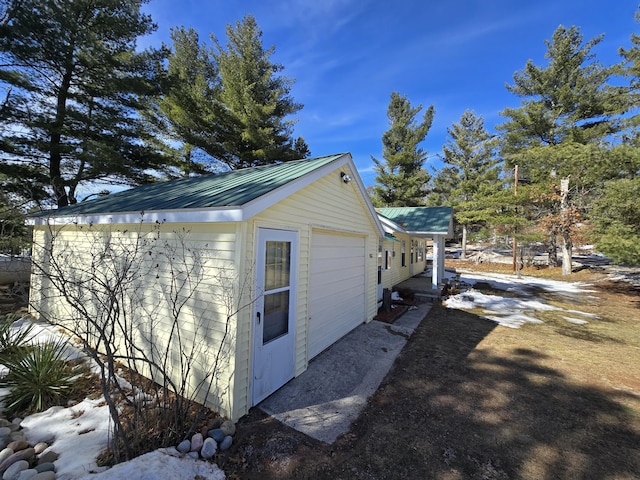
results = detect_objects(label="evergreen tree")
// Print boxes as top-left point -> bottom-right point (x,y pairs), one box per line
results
590,178 -> 640,264
372,92 -> 434,207
440,110 -> 502,257
213,15 -> 309,169
144,26 -> 229,176
619,6 -> 640,146
0,0 -> 167,208
497,25 -> 620,273
586,7 -> 640,264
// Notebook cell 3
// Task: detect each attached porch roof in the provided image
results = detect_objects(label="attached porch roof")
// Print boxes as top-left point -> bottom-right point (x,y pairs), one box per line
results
376,207 -> 454,238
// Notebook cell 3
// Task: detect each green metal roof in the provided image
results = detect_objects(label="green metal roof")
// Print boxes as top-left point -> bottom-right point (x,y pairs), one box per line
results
377,207 -> 453,234
34,154 -> 347,217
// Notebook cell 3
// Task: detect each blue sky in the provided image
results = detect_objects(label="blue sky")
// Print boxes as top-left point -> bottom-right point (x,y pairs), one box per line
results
141,0 -> 639,186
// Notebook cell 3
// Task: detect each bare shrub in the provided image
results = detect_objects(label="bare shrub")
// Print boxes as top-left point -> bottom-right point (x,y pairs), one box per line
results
29,217 -> 254,462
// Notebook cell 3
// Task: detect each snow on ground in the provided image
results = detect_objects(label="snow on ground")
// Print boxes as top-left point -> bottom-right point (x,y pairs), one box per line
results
444,270 -> 600,329
1,319 -> 226,480
78,449 -> 225,480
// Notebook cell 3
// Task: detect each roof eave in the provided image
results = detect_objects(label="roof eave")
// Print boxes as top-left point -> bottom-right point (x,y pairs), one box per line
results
27,206 -> 246,226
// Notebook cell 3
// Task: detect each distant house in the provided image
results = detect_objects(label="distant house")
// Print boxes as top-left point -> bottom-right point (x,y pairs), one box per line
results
28,153 -> 452,421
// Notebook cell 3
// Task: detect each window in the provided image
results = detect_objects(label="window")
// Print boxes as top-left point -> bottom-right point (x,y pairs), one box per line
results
411,240 -> 415,264
401,240 -> 406,267
385,250 -> 391,270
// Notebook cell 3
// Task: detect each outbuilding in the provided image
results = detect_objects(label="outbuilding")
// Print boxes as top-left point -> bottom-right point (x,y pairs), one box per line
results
29,153 -> 386,420
28,154 -> 453,422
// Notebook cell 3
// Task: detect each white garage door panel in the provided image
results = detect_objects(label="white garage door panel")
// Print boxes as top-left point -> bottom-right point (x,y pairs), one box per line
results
309,232 -> 366,359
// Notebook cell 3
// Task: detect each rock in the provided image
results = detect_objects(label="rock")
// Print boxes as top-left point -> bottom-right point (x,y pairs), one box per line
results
200,438 -> 217,459
176,440 -> 190,454
5,426 -> 18,434
0,429 -> 11,439
220,420 -> 235,436
32,473 -> 55,480
32,444 -> 47,456
35,451 -> 58,465
0,421 -> 10,429
7,434 -> 23,444
190,433 -> 203,452
219,436 -> 233,452
200,425 -> 209,438
208,429 -> 225,443
0,448 -> 35,474
207,418 -> 224,430
0,450 -> 13,466
10,420 -> 21,427
16,470 -> 37,480
3,460 -> 29,480
186,451 -> 199,460
5,442 -> 27,453
33,464 -> 54,474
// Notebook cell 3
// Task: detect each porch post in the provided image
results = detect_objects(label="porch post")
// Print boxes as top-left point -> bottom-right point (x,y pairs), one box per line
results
432,235 -> 444,289
437,235 -> 445,286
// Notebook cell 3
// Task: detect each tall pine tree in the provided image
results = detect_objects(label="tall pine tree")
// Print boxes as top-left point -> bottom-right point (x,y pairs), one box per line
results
439,110 -> 502,257
497,25 -> 620,273
0,0 -> 168,207
372,92 -> 434,207
213,15 -> 309,169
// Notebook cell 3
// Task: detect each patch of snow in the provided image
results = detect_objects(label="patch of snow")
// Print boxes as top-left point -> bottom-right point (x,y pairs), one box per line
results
4,317 -> 228,480
483,313 -> 544,329
79,449 -> 225,480
565,309 -> 599,319
391,291 -> 403,301
21,398 -> 112,479
444,272 -> 598,330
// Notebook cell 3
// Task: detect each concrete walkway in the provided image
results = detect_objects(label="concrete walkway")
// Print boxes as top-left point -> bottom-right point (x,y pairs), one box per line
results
259,301 -> 432,444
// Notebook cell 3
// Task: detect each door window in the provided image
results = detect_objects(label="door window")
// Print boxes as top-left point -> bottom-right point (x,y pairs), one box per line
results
262,240 -> 291,344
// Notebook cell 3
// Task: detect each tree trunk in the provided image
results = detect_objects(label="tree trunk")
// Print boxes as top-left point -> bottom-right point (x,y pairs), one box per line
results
50,65 -> 74,208
548,234 -> 558,267
560,178 -> 572,275
561,236 -> 573,275
461,224 -> 468,259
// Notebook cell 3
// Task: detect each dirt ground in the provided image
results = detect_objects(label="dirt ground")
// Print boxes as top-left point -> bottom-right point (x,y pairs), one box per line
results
217,266 -> 640,480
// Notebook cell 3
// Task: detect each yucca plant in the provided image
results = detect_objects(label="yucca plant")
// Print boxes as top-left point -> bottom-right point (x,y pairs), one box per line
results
0,314 -> 33,364
0,339 -> 74,414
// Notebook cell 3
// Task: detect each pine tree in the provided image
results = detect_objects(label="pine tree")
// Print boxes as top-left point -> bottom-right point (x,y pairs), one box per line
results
497,25 -> 620,273
0,0 -> 167,208
371,92 -> 434,207
144,26 -> 230,176
440,110 -> 502,257
619,6 -> 640,145
213,15 -> 309,169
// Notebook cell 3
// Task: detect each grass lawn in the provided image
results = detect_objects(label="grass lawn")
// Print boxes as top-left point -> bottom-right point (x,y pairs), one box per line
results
219,263 -> 640,479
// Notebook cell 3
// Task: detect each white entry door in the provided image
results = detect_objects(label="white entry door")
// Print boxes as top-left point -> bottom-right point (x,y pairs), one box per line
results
252,228 -> 298,405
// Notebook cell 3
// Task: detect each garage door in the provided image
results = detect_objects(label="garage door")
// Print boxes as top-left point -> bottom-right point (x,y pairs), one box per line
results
308,231 -> 366,359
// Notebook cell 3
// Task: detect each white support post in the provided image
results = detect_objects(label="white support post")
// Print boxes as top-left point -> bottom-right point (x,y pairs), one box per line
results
432,236 -> 444,290
437,235 -> 445,286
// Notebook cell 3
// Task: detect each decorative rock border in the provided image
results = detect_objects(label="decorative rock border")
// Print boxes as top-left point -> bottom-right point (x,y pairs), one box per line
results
0,418 -> 58,480
173,418 -> 236,461
0,414 -> 234,479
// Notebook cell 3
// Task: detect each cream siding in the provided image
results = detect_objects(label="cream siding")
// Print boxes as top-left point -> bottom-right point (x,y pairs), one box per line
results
29,221 -> 242,420
380,234 -> 429,292
248,164 -> 380,384
29,162 -> 384,422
